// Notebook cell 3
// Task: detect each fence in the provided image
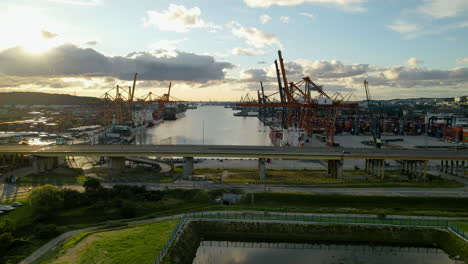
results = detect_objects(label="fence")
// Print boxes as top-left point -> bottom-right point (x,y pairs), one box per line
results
153,211 -> 467,264
153,217 -> 187,264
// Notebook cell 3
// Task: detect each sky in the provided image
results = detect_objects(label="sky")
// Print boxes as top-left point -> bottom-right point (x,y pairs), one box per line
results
0,0 -> 467,101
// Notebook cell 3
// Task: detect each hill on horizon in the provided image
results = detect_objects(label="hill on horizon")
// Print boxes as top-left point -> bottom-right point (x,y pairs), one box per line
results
0,92 -> 101,105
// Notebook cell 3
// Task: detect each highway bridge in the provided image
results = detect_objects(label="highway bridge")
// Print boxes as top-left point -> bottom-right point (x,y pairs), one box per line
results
0,144 -> 467,160
0,145 -> 467,179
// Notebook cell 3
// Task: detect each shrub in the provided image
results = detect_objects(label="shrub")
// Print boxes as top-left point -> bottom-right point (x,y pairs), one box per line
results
29,184 -> 63,214
0,232 -> 14,251
83,177 -> 102,192
119,201 -> 136,218
191,191 -> 213,203
34,224 -> 59,239
62,188 -> 84,207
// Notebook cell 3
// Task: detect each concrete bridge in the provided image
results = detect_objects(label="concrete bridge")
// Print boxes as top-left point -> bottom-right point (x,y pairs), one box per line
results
0,145 -> 467,179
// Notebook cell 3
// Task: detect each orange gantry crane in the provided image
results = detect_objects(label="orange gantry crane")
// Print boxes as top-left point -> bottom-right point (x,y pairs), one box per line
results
238,51 -> 358,146
94,73 -> 185,126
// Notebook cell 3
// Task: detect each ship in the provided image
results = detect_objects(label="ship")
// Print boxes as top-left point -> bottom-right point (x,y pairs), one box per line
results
269,128 -> 305,147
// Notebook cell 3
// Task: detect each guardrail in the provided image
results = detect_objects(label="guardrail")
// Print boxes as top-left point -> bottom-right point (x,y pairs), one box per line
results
153,211 -> 468,264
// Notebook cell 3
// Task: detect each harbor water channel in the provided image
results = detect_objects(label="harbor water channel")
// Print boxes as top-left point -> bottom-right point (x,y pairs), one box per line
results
192,241 -> 458,264
136,105 -> 272,146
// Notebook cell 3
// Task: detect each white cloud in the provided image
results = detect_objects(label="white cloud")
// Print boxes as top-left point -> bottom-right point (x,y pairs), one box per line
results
243,0 -> 367,12
417,0 -> 468,19
48,0 -> 102,5
143,4 -> 220,33
148,39 -> 187,57
406,57 -> 424,68
387,19 -> 421,34
457,58 -> 468,65
299,12 -> 315,19
389,0 -> 468,39
41,30 -> 58,39
232,47 -> 263,56
280,16 -> 290,23
85,40 -> 98,45
260,14 -> 271,24
231,23 -> 282,48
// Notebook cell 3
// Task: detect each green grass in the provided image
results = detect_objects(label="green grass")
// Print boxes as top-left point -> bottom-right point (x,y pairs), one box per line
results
455,222 -> 468,232
194,168 -> 462,187
235,192 -> 468,217
17,168 -> 85,185
44,220 -> 178,264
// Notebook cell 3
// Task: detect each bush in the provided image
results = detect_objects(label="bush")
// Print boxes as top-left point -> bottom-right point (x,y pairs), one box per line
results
34,224 -> 59,239
29,185 -> 63,214
191,191 -> 213,203
62,189 -> 84,207
83,177 -> 102,192
119,201 -> 136,219
0,232 -> 14,251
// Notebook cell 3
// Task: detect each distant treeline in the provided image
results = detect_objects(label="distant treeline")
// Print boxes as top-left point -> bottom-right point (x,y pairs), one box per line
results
0,92 -> 101,105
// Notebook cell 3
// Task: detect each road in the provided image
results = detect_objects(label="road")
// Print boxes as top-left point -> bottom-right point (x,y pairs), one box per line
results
2,181 -> 467,199
0,144 -> 467,160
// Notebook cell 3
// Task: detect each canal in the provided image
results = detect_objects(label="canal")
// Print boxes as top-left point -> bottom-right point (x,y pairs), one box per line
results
193,241 -> 458,264
137,105 -> 271,146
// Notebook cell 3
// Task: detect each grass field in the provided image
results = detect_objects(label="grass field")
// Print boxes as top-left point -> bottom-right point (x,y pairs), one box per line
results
2,189 -> 468,264
194,168 -> 463,187
44,220 -> 178,264
18,168 -> 86,186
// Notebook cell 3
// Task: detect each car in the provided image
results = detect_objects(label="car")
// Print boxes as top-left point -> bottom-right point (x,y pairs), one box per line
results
342,151 -> 351,154
11,202 -> 23,207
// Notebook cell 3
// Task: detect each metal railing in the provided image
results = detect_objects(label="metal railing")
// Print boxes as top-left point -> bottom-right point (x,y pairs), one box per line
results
153,211 -> 468,264
153,217 -> 187,264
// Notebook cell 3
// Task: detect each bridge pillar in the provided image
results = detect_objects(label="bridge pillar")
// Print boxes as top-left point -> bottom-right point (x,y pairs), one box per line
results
445,160 -> 449,174
258,158 -> 266,180
336,159 -> 343,179
460,160 -> 465,177
183,157 -> 194,179
450,160 -> 454,175
423,160 -> 427,179
108,157 -> 125,170
32,156 -> 58,173
380,159 -> 385,179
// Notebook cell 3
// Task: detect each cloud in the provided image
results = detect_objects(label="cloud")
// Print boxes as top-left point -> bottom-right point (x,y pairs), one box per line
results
417,0 -> 468,19
241,69 -> 270,81
280,16 -> 290,23
85,40 -> 98,45
387,19 -> 421,34
232,47 -> 263,56
242,0 -> 367,12
457,58 -> 468,65
231,23 -> 282,48
148,39 -> 187,57
41,30 -> 58,39
260,14 -> 271,24
299,12 -> 315,19
389,0 -> 468,39
143,4 -> 220,32
0,44 -> 235,82
48,0 -> 102,5
406,57 -> 424,68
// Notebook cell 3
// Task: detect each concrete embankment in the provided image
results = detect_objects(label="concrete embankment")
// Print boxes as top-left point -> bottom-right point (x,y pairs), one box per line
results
165,220 -> 468,264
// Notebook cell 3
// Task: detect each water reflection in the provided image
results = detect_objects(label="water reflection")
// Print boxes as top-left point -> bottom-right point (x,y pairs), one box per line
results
193,241 -> 457,264
137,106 -> 271,146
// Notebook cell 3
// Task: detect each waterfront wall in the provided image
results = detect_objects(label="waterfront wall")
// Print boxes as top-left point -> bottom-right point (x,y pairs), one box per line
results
163,220 -> 468,264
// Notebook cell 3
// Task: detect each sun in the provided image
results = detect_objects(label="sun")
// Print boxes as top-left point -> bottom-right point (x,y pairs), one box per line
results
0,6 -> 67,53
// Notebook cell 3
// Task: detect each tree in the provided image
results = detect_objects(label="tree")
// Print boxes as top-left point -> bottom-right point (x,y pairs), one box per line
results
83,177 -> 101,192
29,184 -> 63,214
